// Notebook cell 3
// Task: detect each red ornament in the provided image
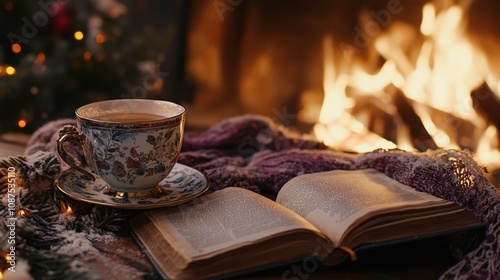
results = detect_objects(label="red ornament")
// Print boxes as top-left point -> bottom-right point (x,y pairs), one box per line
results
50,3 -> 76,36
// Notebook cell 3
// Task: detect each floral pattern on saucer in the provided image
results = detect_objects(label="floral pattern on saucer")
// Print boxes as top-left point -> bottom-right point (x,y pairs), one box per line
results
56,163 -> 208,209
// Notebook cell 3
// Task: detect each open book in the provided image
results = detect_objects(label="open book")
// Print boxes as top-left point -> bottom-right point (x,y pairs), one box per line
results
128,169 -> 482,280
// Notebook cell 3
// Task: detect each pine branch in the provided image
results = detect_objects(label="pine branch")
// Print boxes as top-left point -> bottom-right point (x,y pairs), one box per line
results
90,206 -> 134,232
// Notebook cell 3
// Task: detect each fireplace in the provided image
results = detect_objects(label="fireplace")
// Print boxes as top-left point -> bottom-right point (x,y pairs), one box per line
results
166,0 -> 500,182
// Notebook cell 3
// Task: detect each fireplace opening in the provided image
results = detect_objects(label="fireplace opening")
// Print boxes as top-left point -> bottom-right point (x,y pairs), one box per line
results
175,0 -> 500,184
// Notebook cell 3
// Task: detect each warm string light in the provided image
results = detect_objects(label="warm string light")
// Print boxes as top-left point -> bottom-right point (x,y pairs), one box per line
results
1,250 -> 9,277
37,52 -> 46,63
60,201 -> 74,215
66,205 -> 73,215
17,209 -> 28,217
74,31 -> 84,40
83,51 -> 92,61
11,43 -> 21,54
95,33 -> 106,44
17,119 -> 27,128
5,66 -> 15,75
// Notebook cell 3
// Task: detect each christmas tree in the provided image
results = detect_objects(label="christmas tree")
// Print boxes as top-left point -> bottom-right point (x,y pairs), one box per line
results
0,0 -> 175,133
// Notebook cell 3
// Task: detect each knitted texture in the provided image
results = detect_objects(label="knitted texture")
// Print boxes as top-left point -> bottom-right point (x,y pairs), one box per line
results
11,114 -> 500,279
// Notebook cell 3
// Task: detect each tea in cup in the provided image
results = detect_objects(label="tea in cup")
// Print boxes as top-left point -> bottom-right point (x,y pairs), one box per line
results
57,99 -> 185,193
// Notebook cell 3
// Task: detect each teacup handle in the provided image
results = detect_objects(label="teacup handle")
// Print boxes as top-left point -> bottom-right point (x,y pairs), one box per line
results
56,125 -> 96,181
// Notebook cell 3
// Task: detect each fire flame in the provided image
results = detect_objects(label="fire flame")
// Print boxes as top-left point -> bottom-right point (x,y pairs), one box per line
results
312,1 -> 500,166
314,35 -> 396,152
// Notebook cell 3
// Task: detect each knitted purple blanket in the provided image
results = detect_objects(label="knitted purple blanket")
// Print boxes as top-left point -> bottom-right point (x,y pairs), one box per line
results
21,115 -> 500,279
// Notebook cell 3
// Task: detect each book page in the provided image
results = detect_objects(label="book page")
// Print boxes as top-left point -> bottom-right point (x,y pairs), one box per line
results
276,169 -> 445,246
145,187 -> 321,260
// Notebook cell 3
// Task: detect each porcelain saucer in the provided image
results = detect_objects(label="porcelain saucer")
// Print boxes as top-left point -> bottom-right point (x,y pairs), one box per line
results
56,163 -> 209,209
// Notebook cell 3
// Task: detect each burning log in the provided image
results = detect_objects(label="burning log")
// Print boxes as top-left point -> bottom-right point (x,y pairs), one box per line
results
424,106 -> 478,151
471,82 -> 500,134
351,95 -> 398,144
390,87 -> 438,151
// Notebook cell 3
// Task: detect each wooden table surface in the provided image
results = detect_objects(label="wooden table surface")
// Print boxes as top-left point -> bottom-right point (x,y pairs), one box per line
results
0,133 -> 481,280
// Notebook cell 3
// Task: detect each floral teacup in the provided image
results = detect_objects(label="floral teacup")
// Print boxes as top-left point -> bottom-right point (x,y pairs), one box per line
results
57,99 -> 185,193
